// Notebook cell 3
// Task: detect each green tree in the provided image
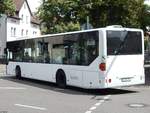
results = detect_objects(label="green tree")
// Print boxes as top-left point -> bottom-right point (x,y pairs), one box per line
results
38,0 -> 80,33
0,0 -> 15,15
140,4 -> 150,31
79,0 -> 144,28
38,0 -> 145,34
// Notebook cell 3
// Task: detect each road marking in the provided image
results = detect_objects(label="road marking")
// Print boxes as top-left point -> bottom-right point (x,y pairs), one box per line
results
14,104 -> 47,111
90,106 -> 97,110
144,64 -> 150,68
95,103 -> 101,106
0,87 -> 26,90
85,111 -> 92,113
104,95 -> 111,100
85,95 -> 111,113
99,100 -> 105,103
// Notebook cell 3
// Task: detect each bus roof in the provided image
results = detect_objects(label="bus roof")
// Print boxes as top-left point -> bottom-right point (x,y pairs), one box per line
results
7,27 -> 143,42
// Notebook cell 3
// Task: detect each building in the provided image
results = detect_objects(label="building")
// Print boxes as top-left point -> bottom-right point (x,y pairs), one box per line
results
7,0 -> 41,41
28,0 -> 42,13
0,15 -> 7,59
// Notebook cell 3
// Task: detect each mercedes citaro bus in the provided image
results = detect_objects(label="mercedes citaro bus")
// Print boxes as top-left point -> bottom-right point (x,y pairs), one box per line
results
6,26 -> 145,89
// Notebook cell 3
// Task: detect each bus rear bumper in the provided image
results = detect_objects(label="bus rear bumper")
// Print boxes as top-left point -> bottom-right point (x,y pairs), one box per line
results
106,75 -> 145,88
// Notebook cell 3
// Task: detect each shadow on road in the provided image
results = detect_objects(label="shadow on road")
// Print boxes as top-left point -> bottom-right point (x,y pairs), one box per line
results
0,76 -> 138,96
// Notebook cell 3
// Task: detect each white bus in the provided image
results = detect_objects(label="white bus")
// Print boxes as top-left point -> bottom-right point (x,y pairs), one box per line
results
6,27 -> 145,89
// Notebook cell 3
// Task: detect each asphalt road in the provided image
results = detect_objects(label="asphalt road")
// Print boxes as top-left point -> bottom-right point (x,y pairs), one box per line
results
0,75 -> 150,113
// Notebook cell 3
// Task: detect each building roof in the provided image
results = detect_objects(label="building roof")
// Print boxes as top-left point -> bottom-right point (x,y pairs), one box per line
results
13,0 -> 32,15
31,16 -> 41,25
9,0 -> 40,25
13,0 -> 24,11
8,15 -> 21,20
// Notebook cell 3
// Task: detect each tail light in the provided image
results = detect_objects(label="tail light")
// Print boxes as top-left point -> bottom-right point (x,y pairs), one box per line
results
108,79 -> 112,83
106,79 -> 112,83
99,63 -> 106,71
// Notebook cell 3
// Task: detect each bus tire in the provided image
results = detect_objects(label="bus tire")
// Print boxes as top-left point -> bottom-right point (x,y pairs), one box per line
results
15,66 -> 21,79
56,69 -> 66,88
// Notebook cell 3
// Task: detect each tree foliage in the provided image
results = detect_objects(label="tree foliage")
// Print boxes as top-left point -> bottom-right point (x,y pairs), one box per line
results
38,0 -> 81,33
38,0 -> 146,34
88,0 -> 144,28
141,4 -> 150,31
0,0 -> 15,15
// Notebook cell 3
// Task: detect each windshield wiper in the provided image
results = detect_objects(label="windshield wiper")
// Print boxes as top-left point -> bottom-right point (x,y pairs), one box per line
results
114,31 -> 128,55
114,41 -> 125,55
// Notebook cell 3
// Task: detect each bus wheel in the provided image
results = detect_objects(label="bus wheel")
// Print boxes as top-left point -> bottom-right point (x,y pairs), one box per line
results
15,66 -> 21,79
56,69 -> 66,88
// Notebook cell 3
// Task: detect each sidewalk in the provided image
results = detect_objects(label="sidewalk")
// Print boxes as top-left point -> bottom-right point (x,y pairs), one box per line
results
0,64 -> 6,76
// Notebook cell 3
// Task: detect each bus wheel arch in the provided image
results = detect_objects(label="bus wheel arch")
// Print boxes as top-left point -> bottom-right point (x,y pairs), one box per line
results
56,69 -> 66,88
15,65 -> 21,79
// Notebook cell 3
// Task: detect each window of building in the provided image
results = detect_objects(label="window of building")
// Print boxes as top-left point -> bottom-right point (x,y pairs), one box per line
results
21,29 -> 24,36
14,28 -> 16,36
24,3 -> 26,9
21,14 -> 24,23
33,31 -> 37,35
26,16 -> 29,24
26,30 -> 28,36
11,27 -> 16,37
11,27 -> 13,36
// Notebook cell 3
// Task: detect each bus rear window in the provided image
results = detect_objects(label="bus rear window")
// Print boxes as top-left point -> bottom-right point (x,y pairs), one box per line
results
107,31 -> 142,55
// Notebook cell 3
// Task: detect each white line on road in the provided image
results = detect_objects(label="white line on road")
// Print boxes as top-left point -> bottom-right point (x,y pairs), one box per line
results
95,103 -> 101,106
14,104 -> 47,111
85,95 -> 111,113
104,95 -> 111,100
144,64 -> 150,68
99,100 -> 105,103
90,106 -> 97,110
0,87 -> 26,90
85,111 -> 92,113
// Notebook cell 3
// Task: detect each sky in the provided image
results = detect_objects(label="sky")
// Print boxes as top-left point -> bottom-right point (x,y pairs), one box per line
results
27,0 -> 42,12
145,0 -> 150,5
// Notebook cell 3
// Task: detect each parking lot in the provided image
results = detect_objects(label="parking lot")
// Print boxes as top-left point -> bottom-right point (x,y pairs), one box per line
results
0,66 -> 150,113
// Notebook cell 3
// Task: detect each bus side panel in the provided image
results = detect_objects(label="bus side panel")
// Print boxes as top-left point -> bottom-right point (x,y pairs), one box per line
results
21,63 -> 53,82
83,71 -> 107,89
52,65 -> 86,88
7,62 -> 54,82
67,70 -> 83,87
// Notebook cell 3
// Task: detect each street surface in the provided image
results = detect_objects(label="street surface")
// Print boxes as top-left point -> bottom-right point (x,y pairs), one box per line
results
0,70 -> 150,113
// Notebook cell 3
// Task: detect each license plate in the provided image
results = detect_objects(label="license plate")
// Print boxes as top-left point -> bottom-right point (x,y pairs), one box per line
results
121,77 -> 132,82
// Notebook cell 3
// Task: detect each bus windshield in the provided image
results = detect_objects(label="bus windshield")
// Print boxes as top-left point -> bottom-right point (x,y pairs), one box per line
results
107,30 -> 142,55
